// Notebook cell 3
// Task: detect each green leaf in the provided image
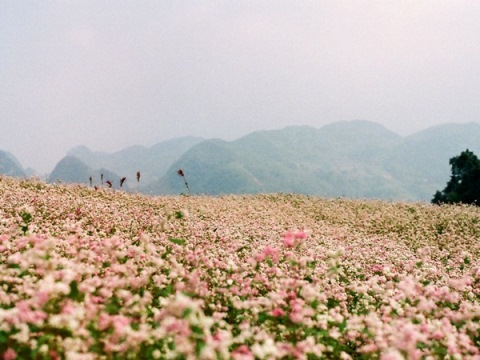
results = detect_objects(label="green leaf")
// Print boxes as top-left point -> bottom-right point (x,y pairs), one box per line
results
182,307 -> 193,319
105,296 -> 122,315
195,339 -> 206,356
159,284 -> 174,297
190,324 -> 204,335
257,311 -> 272,324
236,245 -> 248,252
168,237 -> 186,245
0,330 -> 8,345
69,280 -> 84,302
327,298 -> 340,309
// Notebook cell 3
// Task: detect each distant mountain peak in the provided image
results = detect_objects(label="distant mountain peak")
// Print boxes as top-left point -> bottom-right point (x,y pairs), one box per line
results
0,150 -> 26,177
323,119 -> 399,133
68,145 -> 92,156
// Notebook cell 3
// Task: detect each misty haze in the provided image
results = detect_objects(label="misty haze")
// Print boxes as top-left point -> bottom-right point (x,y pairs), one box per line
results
1,2 -> 479,180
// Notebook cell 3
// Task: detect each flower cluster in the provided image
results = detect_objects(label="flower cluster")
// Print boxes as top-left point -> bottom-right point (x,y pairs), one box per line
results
1,176 -> 480,359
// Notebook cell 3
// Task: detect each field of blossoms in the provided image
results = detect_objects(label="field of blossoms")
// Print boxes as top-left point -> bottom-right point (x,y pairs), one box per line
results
1,176 -> 480,359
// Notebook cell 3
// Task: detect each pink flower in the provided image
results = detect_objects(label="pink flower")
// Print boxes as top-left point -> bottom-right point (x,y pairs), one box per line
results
37,291 -> 49,307
232,345 -> 254,360
283,230 -> 308,247
359,343 -> 378,353
112,315 -> 131,334
164,319 -> 191,337
289,311 -> 303,323
262,246 -> 279,262
283,233 -> 295,248
271,307 -> 285,317
380,349 -> 404,360
254,252 -> 266,262
61,300 -> 75,315
98,313 -> 111,331
371,264 -> 384,273
2,348 -> 17,360
294,230 -> 308,239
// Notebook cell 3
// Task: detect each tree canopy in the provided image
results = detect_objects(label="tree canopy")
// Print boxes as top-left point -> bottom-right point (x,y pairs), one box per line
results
432,149 -> 480,205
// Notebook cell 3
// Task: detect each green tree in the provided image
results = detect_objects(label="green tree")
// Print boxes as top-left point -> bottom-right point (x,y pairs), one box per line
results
432,149 -> 480,205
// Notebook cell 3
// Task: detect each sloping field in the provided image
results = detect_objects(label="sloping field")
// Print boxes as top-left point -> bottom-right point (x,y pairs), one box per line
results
1,176 -> 480,359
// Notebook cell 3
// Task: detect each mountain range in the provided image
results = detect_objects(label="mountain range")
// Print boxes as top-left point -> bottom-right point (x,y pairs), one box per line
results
2,120 -> 480,201
0,150 -> 26,177
65,136 -> 204,186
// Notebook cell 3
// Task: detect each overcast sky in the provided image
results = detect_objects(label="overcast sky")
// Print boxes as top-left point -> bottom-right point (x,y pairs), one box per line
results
1,1 -> 480,173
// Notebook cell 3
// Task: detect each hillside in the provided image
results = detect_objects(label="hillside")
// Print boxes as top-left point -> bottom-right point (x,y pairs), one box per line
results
47,156 -> 124,188
0,150 -> 26,177
67,136 -> 204,186
383,122 -> 480,198
6,121 -> 480,201
1,176 -> 480,358
151,120 -> 480,200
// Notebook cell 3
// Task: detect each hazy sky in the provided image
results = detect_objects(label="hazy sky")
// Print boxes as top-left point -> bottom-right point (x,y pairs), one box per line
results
1,1 -> 480,173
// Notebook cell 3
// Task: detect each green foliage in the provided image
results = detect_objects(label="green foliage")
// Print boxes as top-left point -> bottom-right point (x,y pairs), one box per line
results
432,149 -> 480,205
19,210 -> 32,234
168,237 -> 186,245
68,280 -> 85,302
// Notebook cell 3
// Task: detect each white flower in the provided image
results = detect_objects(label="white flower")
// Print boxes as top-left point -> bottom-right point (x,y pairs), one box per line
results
252,338 -> 278,358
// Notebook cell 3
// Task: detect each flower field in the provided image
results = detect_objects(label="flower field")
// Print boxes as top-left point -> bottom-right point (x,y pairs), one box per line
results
1,176 -> 480,359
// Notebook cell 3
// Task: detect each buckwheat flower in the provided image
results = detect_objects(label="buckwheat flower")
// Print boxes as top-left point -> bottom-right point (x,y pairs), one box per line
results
340,352 -> 353,360
2,348 -> 17,360
300,284 -> 318,303
38,344 -> 48,354
283,232 -> 296,248
252,338 -> 278,359
112,315 -> 131,335
289,311 -> 303,324
254,252 -> 266,262
262,246 -> 279,262
48,314 -> 63,328
271,307 -> 285,317
12,322 -> 30,343
180,208 -> 189,218
294,230 -> 308,239
232,345 -> 254,360
358,343 -> 378,353
65,351 -> 96,360
380,348 -> 404,360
